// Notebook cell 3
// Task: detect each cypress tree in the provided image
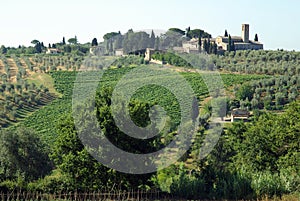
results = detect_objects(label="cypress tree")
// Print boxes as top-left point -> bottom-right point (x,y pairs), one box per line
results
224,29 -> 228,37
150,30 -> 156,48
254,34 -> 258,42
92,38 -> 98,46
198,33 -> 202,53
228,35 -> 232,51
203,39 -> 208,53
213,43 -> 218,54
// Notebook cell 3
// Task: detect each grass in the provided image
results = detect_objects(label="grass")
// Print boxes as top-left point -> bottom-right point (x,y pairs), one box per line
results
26,72 -> 62,97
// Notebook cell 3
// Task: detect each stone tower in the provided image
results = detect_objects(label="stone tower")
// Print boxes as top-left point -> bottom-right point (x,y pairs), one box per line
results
242,24 -> 249,43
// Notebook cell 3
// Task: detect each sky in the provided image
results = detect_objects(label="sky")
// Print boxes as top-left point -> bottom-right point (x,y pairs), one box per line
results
1,0 -> 300,50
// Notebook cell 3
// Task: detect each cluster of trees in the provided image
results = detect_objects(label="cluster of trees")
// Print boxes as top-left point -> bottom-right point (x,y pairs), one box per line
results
202,39 -> 218,54
212,49 -> 300,75
0,127 -> 52,183
153,102 -> 299,199
30,54 -> 83,72
0,85 -> 298,199
103,30 -> 157,55
101,27 -> 212,55
232,74 -> 299,110
0,36 -> 91,56
0,80 -> 52,127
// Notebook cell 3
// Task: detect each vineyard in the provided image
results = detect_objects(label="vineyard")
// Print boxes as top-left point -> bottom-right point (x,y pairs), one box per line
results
1,52 -> 295,139
13,65 -> 268,145
0,52 -> 299,200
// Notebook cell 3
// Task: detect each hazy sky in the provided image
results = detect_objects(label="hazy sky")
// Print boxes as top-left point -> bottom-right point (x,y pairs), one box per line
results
1,0 -> 299,50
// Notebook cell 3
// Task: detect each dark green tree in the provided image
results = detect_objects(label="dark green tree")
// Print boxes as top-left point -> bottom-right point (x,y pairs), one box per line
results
224,29 -> 228,37
150,30 -> 156,48
186,26 -> 191,37
169,28 -> 185,36
103,32 -> 120,40
254,34 -> 258,42
31,39 -> 40,45
35,42 -> 42,53
198,33 -> 202,52
203,39 -> 208,53
0,45 -> 7,54
62,37 -> 66,45
91,38 -> 98,46
68,37 -> 78,45
228,35 -> 232,52
236,84 -> 254,101
213,43 -> 218,54
231,102 -> 300,173
0,127 -> 52,181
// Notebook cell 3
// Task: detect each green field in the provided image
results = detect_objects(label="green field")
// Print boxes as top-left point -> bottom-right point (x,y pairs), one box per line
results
17,66 -> 269,144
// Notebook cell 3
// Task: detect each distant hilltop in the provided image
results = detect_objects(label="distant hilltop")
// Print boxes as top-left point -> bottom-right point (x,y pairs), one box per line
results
0,24 -> 263,56
174,24 -> 263,54
89,23 -> 264,57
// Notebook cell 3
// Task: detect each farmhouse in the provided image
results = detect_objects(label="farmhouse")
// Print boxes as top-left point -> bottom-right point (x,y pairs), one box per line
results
46,48 -> 61,54
180,38 -> 216,53
230,108 -> 250,122
115,49 -> 124,56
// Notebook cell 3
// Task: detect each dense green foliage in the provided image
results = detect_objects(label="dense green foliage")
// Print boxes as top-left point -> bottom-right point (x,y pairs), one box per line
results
0,50 -> 299,199
153,102 -> 300,199
230,73 -> 299,110
0,127 -> 51,182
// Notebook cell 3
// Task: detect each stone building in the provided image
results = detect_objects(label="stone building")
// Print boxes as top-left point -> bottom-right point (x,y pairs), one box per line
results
216,24 -> 263,51
115,49 -> 124,56
180,38 -> 216,53
46,48 -> 61,54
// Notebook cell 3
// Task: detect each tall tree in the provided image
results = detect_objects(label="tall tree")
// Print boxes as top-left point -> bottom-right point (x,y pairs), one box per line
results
154,36 -> 160,50
150,30 -> 156,48
186,26 -> 191,37
91,38 -> 98,46
0,127 -> 52,181
198,33 -> 202,53
0,45 -> 7,54
228,35 -> 232,51
68,37 -> 78,45
62,37 -> 66,45
213,43 -> 218,54
224,29 -> 228,37
31,39 -> 40,45
35,42 -> 42,53
254,33 -> 258,42
203,39 -> 208,53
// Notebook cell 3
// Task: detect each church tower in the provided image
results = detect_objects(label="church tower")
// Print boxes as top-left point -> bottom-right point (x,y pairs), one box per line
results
242,24 -> 249,43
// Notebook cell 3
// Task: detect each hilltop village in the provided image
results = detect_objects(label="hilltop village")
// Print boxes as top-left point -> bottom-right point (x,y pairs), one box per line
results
89,24 -> 263,57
